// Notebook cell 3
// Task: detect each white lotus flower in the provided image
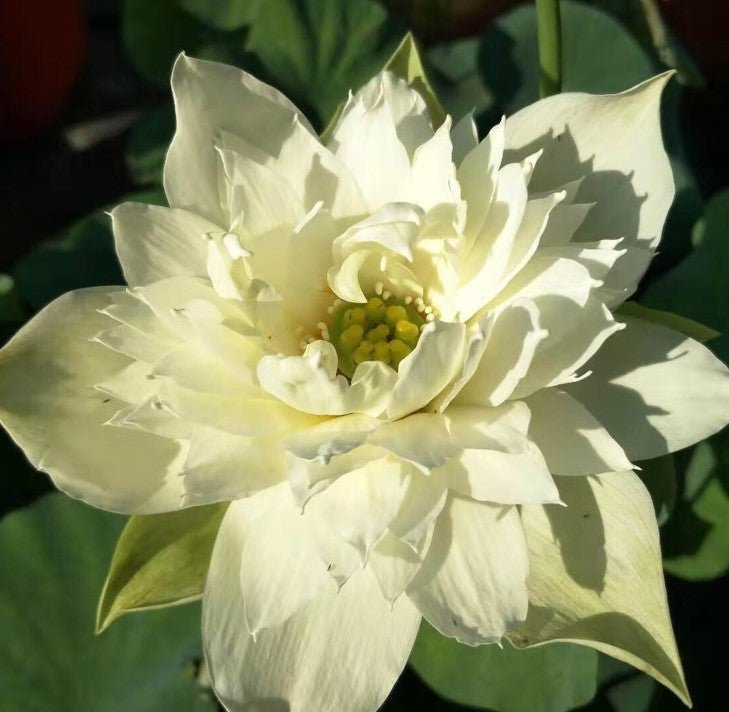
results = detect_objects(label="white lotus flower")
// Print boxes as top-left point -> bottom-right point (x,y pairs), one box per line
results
1,54 -> 728,710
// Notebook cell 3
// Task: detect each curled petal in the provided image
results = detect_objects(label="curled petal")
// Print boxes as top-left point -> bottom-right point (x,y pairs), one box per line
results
258,341 -> 396,417
388,320 -> 466,420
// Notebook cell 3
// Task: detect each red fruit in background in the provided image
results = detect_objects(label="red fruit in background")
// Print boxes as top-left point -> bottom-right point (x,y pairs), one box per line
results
0,0 -> 87,143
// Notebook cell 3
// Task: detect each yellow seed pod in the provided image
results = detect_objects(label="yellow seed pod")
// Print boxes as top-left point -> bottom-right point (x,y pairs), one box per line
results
394,319 -> 419,347
389,338 -> 412,367
342,307 -> 367,327
339,324 -> 364,352
352,340 -> 374,365
385,305 -> 408,327
365,297 -> 386,323
366,324 -> 390,343
372,342 -> 391,364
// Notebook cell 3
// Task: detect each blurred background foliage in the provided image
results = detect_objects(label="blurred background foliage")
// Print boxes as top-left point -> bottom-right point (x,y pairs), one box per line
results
0,0 -> 727,710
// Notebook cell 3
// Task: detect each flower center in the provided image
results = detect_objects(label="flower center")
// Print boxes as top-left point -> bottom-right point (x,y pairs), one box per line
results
328,294 -> 428,377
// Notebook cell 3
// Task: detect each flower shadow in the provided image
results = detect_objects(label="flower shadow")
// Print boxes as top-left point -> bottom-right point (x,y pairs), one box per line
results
505,127 -> 646,248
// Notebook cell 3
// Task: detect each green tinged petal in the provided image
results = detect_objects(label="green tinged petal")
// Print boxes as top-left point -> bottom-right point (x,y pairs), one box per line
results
617,301 -> 719,344
513,472 -> 690,706
384,33 -> 446,127
321,31 -> 444,142
97,503 -> 228,633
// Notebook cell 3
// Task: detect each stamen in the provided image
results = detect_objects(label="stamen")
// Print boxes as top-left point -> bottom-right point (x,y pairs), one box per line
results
326,292 -> 430,377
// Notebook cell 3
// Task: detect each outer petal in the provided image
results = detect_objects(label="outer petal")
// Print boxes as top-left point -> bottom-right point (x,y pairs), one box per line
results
505,74 -> 674,300
203,522 -> 421,712
441,448 -> 559,506
180,426 -> 285,506
369,530 -> 427,603
442,404 -> 560,505
389,471 -> 448,552
306,457 -> 411,558
240,206 -> 338,327
410,117 -> 460,216
407,495 -> 529,645
281,414 -> 381,506
111,202 -> 215,286
524,388 -> 633,476
514,472 -> 689,705
227,485 -> 341,635
165,54 -> 313,225
0,289 -> 185,514
369,412 -> 459,473
566,316 -> 729,460
512,297 -> 623,398
492,255 -> 625,398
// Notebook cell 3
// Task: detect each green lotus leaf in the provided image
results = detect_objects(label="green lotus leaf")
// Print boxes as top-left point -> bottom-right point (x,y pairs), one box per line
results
0,494 -> 215,711
410,620 -> 598,711
180,0 -> 260,31
247,0 -> 400,127
479,0 -> 656,114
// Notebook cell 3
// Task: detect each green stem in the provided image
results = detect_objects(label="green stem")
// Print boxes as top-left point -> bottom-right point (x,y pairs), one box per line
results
535,0 -> 562,97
